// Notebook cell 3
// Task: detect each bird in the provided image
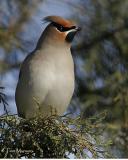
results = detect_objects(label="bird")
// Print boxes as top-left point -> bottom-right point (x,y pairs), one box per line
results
15,15 -> 81,119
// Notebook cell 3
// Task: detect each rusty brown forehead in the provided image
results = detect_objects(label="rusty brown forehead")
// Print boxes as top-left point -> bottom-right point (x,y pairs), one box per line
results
44,15 -> 75,27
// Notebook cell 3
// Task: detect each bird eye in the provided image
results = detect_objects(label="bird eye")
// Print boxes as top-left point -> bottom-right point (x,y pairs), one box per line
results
52,22 -> 75,32
52,22 -> 64,32
57,25 -> 64,32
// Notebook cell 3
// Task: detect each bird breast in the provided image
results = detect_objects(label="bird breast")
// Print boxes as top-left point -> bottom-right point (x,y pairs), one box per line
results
18,47 -> 74,116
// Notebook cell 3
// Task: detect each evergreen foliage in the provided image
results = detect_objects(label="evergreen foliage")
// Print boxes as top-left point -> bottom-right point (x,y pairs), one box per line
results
0,112 -> 112,158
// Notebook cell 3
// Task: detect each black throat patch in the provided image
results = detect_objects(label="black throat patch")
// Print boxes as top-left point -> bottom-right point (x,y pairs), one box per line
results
65,31 -> 77,43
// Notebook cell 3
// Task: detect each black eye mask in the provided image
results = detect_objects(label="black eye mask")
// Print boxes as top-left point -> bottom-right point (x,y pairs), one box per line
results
52,22 -> 76,32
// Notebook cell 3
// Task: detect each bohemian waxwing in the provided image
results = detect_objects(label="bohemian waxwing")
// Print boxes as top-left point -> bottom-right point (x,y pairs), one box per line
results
15,15 -> 81,119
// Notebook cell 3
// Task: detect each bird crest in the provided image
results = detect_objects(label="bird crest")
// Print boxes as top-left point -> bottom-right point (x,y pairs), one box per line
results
43,15 -> 74,27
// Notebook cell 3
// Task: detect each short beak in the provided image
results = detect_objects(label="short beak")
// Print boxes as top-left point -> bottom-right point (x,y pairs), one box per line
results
75,26 -> 81,31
